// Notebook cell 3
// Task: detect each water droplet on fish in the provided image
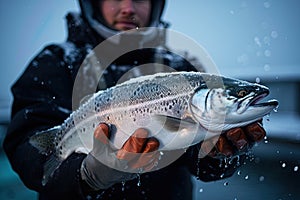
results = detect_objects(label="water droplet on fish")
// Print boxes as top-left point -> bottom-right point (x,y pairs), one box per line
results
244,175 -> 249,180
294,166 -> 299,172
220,173 -> 225,178
281,163 -> 286,168
223,181 -> 229,186
199,188 -> 203,193
237,170 -> 241,175
259,176 -> 265,182
276,150 -> 280,154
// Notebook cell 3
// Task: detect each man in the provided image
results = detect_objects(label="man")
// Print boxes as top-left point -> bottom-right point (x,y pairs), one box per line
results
4,0 -> 265,199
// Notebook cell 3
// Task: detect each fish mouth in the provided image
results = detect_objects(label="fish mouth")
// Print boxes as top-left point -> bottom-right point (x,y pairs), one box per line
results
251,98 -> 279,108
237,91 -> 279,115
219,92 -> 279,130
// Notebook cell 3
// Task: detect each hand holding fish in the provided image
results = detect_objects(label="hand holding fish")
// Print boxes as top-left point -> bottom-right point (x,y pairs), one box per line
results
81,123 -> 159,190
188,120 -> 267,182
201,121 -> 266,158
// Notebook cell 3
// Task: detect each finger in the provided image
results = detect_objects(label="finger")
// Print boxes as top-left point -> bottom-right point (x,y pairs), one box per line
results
94,123 -> 110,144
122,128 -> 149,153
127,137 -> 159,170
215,135 -> 234,156
244,122 -> 266,142
143,137 -> 159,153
226,128 -> 249,151
116,128 -> 149,160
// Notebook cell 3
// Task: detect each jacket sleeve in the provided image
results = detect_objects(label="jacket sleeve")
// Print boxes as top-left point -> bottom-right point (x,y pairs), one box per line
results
3,44 -> 88,199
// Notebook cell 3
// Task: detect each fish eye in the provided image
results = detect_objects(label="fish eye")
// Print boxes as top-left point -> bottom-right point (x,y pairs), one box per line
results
237,90 -> 247,97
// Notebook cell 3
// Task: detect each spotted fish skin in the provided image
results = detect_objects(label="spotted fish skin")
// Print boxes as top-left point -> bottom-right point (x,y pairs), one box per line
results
29,71 -> 278,185
53,72 -> 205,155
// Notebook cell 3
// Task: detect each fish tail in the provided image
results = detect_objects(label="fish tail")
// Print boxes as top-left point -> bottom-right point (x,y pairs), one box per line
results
29,126 -> 63,185
42,153 -> 62,186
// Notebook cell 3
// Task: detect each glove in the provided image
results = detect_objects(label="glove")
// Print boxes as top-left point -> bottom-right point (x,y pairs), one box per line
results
200,120 -> 266,158
81,123 -> 160,190
187,120 -> 266,182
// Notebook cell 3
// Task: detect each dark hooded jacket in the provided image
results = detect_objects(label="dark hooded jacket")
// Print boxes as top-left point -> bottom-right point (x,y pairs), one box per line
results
3,13 -> 242,200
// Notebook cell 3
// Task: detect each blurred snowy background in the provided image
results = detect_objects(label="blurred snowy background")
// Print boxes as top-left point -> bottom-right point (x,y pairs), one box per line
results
0,0 -> 299,199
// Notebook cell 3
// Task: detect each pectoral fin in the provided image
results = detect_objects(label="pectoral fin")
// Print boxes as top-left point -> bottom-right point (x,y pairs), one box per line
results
153,115 -> 197,132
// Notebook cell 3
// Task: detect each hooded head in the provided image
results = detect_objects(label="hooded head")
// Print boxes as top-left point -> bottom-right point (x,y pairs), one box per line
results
79,0 -> 167,46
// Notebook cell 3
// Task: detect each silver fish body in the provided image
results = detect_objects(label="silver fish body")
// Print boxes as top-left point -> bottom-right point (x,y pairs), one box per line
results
29,71 -> 278,185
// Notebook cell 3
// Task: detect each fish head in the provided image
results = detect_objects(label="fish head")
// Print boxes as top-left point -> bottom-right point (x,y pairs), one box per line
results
190,74 -> 279,131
